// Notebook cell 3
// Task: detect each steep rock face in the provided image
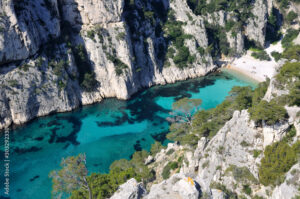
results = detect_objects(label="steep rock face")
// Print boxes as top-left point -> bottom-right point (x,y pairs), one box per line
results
63,0 -> 215,102
61,0 -> 124,26
0,0 -> 60,65
195,110 -> 264,194
245,0 -> 268,47
0,50 -> 80,128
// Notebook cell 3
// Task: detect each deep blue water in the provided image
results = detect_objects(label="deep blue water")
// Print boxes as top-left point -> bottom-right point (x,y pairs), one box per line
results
0,71 -> 256,199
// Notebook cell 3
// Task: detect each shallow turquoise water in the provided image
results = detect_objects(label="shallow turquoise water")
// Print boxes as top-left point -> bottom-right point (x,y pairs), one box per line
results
0,72 -> 256,199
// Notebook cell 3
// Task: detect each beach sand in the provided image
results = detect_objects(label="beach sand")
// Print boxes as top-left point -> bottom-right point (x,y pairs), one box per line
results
223,41 -> 283,82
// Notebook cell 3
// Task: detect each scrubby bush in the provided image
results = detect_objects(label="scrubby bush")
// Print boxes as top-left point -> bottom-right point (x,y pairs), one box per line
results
163,12 -> 195,69
282,29 -> 299,48
225,165 -> 258,184
107,54 -> 128,76
242,184 -> 252,195
281,45 -> 300,61
286,11 -> 298,24
251,50 -> 271,61
275,62 -> 300,84
150,141 -> 165,155
271,51 -> 281,61
87,30 -> 95,41
162,161 -> 179,179
70,168 -> 140,199
249,100 -> 287,126
259,141 -> 299,186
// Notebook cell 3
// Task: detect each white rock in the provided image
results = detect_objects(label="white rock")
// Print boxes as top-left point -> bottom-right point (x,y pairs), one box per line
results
110,178 -> 146,199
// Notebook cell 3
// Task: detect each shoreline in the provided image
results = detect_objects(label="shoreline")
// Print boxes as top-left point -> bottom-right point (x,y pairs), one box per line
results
0,68 -> 219,132
220,40 -> 283,85
221,66 -> 263,84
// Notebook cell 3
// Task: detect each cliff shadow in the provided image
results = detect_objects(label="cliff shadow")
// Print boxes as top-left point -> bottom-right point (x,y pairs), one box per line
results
122,0 -> 170,81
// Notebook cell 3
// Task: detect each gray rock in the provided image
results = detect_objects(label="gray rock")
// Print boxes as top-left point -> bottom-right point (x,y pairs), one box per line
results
110,178 -> 146,199
144,173 -> 201,199
245,0 -> 268,47
0,0 -> 60,64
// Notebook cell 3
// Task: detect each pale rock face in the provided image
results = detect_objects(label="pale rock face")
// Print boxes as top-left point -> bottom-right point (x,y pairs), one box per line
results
195,110 -> 263,193
0,48 -> 80,127
245,0 -> 268,47
61,0 -> 124,26
272,163 -> 300,199
211,189 -> 226,199
0,90 -> 12,129
262,121 -> 290,148
263,78 -> 289,102
144,173 -> 201,199
110,178 -> 146,199
0,0 -> 60,64
226,31 -> 244,55
63,0 -> 216,103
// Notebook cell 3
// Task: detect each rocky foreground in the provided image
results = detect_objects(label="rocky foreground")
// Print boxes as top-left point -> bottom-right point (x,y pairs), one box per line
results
0,0 -> 270,129
110,101 -> 300,199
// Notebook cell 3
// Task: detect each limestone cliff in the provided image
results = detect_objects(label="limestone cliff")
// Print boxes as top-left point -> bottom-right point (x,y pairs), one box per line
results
0,0 -> 273,129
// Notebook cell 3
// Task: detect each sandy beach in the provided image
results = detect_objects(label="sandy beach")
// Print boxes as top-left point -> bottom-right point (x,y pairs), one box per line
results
223,41 -> 283,82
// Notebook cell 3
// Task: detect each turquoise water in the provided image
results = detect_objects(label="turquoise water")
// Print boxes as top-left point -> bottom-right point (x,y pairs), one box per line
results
0,72 -> 256,199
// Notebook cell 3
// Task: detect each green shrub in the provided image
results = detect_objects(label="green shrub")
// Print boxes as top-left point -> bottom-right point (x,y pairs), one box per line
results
282,45 -> 300,61
242,184 -> 252,195
286,11 -> 298,24
210,182 -> 238,199
225,20 -> 235,31
87,30 -> 95,41
288,81 -> 300,106
225,165 -> 258,184
70,168 -> 140,199
251,50 -> 271,61
271,51 -> 281,61
107,54 -> 128,75
150,141 -> 165,155
8,80 -> 18,88
116,32 -> 126,41
282,29 -> 299,48
253,150 -> 262,158
163,11 -> 197,69
249,100 -> 287,126
166,148 -> 175,155
259,141 -> 298,186
162,161 -> 179,179
275,62 -> 300,84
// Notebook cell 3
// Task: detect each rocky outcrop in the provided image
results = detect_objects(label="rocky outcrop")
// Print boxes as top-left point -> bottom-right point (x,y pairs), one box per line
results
110,178 -> 146,199
145,173 -> 201,199
135,109 -> 299,199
